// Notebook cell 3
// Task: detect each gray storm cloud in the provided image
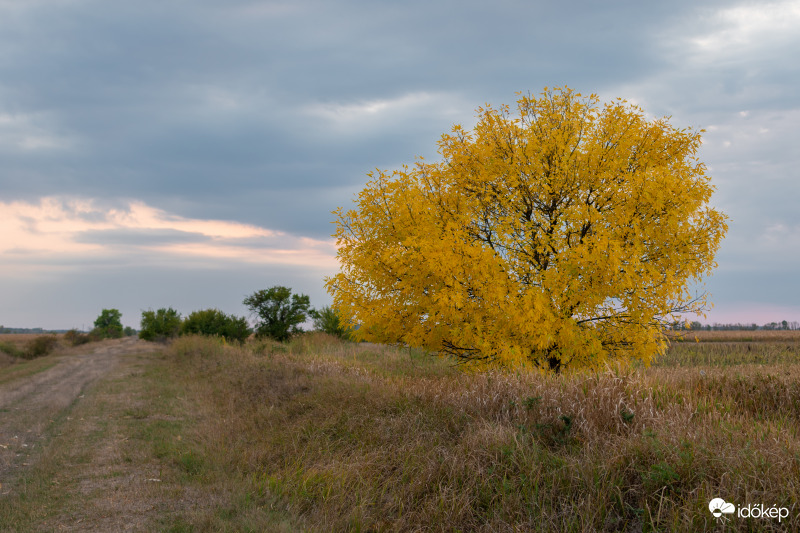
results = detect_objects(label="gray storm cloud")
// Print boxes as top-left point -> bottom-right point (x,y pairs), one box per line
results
1,0 -> 798,328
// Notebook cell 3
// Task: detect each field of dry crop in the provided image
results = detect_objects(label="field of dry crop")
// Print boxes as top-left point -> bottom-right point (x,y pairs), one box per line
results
671,329 -> 800,343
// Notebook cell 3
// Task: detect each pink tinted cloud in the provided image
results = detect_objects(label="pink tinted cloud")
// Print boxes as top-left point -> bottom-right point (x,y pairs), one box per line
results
0,196 -> 337,270
702,302 -> 800,326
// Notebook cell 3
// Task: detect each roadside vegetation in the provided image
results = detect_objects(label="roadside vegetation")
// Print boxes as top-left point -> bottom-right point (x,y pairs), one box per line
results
0,309 -> 133,364
137,285 -> 318,344
0,334 -> 59,361
107,330 -> 797,532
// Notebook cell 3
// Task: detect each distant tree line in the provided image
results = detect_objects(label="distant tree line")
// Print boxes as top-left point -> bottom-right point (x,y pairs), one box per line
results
2,289 -> 353,361
671,320 -> 800,331
0,326 -> 70,334
4,285 -> 353,347
138,285 -> 353,343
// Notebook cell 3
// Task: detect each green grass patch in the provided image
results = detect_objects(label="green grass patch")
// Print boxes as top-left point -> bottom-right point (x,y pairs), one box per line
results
0,340 -> 24,358
0,356 -> 59,385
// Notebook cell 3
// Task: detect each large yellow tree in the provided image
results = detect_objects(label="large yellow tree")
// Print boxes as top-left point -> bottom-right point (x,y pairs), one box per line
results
326,87 -> 728,372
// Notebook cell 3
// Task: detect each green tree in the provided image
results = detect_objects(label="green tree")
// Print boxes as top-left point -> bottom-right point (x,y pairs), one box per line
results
92,308 -> 123,339
309,306 -> 353,340
139,308 -> 182,342
243,286 -> 311,341
181,308 -> 252,343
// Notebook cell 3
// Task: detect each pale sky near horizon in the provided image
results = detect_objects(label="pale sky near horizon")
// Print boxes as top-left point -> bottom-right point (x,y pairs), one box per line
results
1,0 -> 799,330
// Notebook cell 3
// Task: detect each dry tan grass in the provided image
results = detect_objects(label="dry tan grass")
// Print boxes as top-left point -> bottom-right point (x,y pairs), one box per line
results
1,333 -> 65,361
0,351 -> 14,368
155,333 -> 800,532
0,333 -> 61,347
670,329 -> 800,342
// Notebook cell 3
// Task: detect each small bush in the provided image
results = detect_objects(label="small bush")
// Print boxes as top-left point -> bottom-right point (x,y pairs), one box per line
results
140,308 -> 182,342
87,329 -> 105,342
64,329 -> 92,346
181,309 -> 252,343
22,335 -> 59,359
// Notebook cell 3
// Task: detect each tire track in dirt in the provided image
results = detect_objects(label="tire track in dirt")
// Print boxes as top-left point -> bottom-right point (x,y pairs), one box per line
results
0,337 -> 159,495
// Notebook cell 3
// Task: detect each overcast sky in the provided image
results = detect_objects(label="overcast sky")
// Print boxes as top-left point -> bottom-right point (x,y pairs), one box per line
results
1,0 -> 799,330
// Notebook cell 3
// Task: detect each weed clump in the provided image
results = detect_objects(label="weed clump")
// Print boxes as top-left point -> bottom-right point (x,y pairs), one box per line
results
64,329 -> 92,346
22,335 -> 59,359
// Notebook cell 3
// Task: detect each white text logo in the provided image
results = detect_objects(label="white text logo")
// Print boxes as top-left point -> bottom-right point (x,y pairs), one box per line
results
709,498 -> 790,523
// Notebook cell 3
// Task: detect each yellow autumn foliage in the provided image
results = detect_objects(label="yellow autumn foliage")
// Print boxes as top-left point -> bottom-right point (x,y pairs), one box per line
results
326,87 -> 728,372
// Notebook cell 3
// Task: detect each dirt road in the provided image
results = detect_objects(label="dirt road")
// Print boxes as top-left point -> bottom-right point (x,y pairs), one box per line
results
0,337 -> 158,498
1,336 -> 293,531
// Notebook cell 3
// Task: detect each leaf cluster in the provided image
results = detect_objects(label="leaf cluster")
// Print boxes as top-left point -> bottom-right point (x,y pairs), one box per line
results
181,308 -> 252,343
243,286 -> 311,342
139,307 -> 183,342
92,308 -> 123,339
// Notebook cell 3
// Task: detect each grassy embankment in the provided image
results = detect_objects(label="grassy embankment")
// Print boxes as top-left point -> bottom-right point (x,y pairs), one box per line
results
1,331 -> 798,531
141,331 -> 800,530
